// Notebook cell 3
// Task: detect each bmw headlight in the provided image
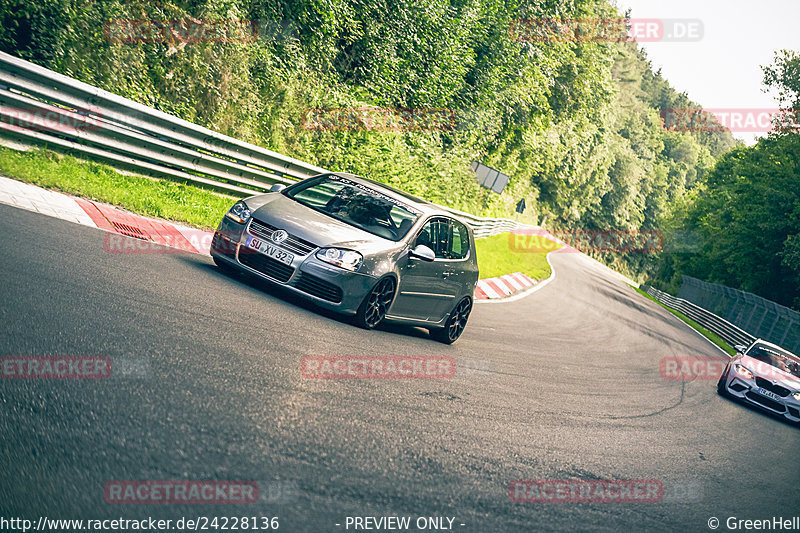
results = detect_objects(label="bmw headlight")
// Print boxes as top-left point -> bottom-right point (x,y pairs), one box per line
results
792,392 -> 800,401
225,201 -> 251,224
734,363 -> 754,380
316,248 -> 363,271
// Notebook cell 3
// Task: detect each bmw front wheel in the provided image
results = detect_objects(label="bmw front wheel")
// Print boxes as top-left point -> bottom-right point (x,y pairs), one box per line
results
717,367 -> 731,397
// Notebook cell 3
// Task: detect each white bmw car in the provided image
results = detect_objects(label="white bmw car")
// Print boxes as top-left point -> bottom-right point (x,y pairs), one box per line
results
718,339 -> 800,424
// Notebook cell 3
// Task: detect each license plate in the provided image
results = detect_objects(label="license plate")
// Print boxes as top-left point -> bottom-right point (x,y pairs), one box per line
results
244,235 -> 294,265
757,387 -> 782,402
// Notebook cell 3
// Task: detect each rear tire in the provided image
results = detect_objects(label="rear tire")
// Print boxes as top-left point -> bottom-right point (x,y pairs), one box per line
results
355,277 -> 396,330
431,297 -> 472,344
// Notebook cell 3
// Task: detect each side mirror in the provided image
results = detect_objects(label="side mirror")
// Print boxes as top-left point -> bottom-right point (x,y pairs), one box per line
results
734,344 -> 748,354
270,183 -> 287,193
409,244 -> 435,262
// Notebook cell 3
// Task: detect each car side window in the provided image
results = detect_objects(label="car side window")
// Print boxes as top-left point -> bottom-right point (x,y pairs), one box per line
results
416,218 -> 449,259
415,218 -> 469,260
449,220 -> 469,260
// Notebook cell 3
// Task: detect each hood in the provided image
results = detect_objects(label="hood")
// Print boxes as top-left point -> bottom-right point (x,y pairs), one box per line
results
249,193 -> 399,251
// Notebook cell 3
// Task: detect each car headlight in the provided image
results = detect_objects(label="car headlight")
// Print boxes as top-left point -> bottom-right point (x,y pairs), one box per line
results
792,392 -> 800,401
734,363 -> 754,380
316,248 -> 363,271
224,201 -> 251,224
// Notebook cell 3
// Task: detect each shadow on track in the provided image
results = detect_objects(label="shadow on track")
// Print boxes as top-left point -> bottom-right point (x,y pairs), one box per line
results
177,254 -> 437,343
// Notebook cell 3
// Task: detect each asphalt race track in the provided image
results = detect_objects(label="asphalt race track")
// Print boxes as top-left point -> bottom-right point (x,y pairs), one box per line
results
1,202 -> 799,532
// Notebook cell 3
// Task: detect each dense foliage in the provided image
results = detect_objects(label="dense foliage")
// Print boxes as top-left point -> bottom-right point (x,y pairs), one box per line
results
0,0 -> 732,214
15,0 -> 791,302
651,51 -> 800,310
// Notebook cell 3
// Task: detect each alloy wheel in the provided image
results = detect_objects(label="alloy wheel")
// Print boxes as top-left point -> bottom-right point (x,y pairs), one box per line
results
358,277 -> 396,329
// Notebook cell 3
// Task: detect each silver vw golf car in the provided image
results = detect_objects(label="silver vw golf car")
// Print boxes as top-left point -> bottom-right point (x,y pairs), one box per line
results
717,339 -> 800,423
211,173 -> 479,343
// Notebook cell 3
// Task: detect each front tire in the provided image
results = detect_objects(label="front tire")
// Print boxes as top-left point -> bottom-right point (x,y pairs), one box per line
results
717,368 -> 731,397
431,297 -> 472,344
355,277 -> 396,329
213,255 -> 234,273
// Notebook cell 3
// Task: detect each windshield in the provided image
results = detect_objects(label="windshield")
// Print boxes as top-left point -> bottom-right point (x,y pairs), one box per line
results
285,175 -> 421,241
747,344 -> 800,377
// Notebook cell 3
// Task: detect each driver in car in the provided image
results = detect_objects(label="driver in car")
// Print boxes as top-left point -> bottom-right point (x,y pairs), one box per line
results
340,199 -> 375,225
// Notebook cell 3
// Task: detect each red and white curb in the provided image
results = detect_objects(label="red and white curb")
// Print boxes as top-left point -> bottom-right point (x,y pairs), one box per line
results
0,175 -> 550,301
474,251 -> 558,304
0,175 -> 214,254
74,197 -> 213,255
475,273 -> 537,299
0,175 -> 98,227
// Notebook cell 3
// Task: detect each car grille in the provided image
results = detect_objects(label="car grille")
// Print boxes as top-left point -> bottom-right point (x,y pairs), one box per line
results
248,219 -> 318,256
292,272 -> 343,303
745,391 -> 786,412
755,377 -> 791,397
238,249 -> 294,282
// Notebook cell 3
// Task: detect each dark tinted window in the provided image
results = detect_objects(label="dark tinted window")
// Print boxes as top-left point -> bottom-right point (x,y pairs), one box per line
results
449,220 -> 470,259
748,344 -> 800,376
286,175 -> 420,241
416,218 -> 448,259
415,218 -> 470,260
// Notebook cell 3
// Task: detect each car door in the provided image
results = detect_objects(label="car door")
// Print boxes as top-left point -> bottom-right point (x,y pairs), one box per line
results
444,218 -> 478,302
390,217 -> 461,321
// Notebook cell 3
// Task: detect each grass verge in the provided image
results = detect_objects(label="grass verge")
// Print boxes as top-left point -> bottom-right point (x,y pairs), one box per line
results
1,145 -> 555,282
0,146 -> 235,229
475,232 -> 557,280
633,286 -> 736,356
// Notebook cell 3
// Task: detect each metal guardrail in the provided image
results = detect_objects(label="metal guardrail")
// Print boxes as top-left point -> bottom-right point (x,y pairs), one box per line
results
0,51 -> 325,196
0,51 -> 530,239
435,204 -> 531,239
643,285 -> 756,349
678,276 -> 800,353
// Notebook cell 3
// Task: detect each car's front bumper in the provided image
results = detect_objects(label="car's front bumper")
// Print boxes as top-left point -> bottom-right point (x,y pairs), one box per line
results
210,218 -> 377,315
722,372 -> 800,423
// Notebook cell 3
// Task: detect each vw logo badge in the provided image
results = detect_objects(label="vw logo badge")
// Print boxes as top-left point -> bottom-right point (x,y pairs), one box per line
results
271,230 -> 289,244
